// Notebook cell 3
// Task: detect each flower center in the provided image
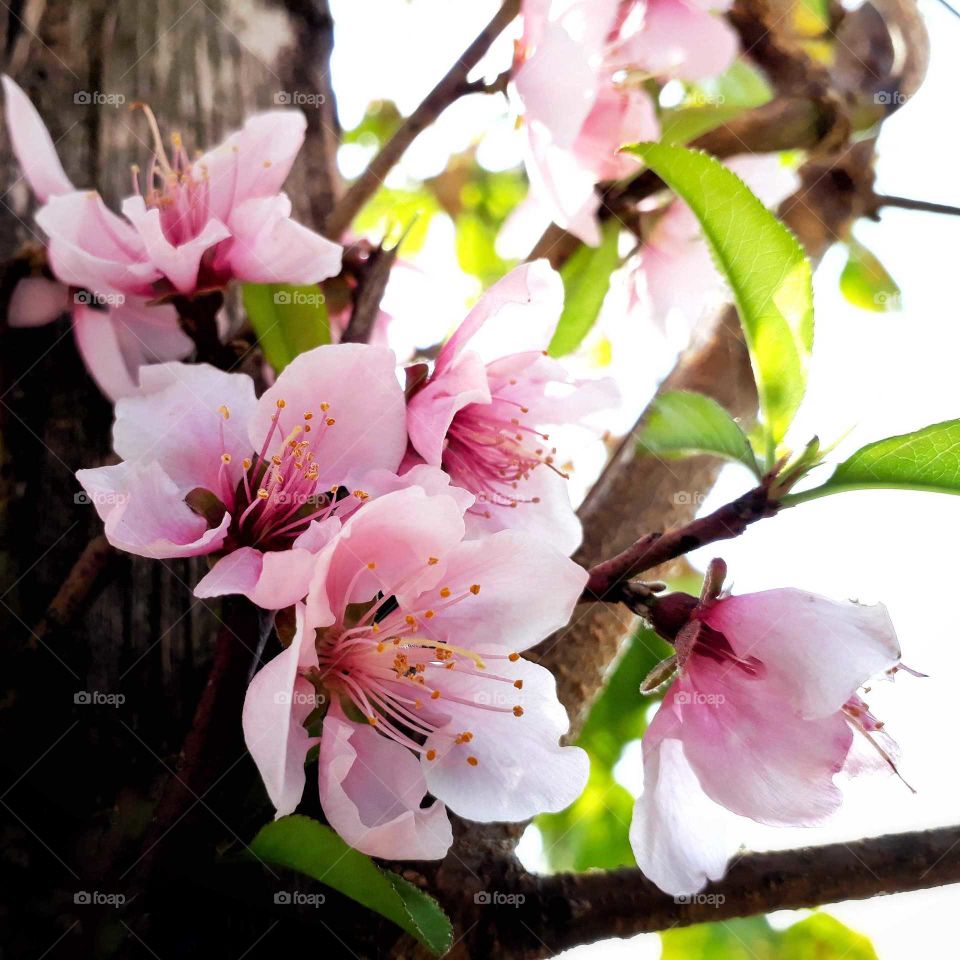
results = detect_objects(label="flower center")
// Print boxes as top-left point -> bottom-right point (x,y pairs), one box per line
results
312,566 -> 525,767
213,399 -> 359,552
443,391 -> 565,516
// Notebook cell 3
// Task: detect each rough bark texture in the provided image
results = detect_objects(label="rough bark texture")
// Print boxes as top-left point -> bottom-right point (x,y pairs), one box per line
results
0,0 -> 938,958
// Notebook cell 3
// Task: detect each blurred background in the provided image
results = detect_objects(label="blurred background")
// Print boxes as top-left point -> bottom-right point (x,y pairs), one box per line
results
328,0 -> 960,955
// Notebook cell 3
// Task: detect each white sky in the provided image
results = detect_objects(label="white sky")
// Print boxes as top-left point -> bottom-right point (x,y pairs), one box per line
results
329,0 -> 960,953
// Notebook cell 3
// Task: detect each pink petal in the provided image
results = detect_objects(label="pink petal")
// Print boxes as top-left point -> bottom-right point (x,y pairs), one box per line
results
461,464 -> 582,556
406,350 -> 490,466
1,75 -> 74,201
72,305 -> 138,401
361,464 -> 476,516
615,0 -> 739,80
223,194 -> 342,285
110,299 -> 193,371
305,486 -> 465,626
629,698 -> 740,894
573,86 -> 659,182
243,603 -> 320,817
675,660 -> 854,825
120,196 -> 231,294
252,343 -> 407,488
229,111 -> 308,205
436,261 -> 564,372
700,589 -> 901,718
318,708 -> 452,860
415,529 -> 587,652
75,460 -> 230,559
725,155 -> 801,209
7,276 -> 69,328
194,546 -> 319,609
35,192 -> 159,297
421,656 -> 588,822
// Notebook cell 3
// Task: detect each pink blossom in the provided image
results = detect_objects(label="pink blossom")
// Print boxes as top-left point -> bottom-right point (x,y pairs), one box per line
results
632,155 -> 800,331
630,587 -> 905,894
512,0 -> 737,245
405,262 -> 617,555
75,343 -> 431,608
242,485 -> 589,859
2,76 -> 342,398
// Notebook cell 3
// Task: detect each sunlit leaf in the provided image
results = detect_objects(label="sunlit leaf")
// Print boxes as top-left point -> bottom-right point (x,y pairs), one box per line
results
241,283 -> 330,373
354,186 -> 440,254
638,390 -> 760,475
249,815 -> 452,955
789,419 -> 960,503
624,143 -> 814,452
548,219 -> 621,357
840,239 -> 901,312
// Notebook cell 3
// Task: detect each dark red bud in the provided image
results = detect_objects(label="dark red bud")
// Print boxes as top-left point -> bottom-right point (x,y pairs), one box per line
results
649,591 -> 700,642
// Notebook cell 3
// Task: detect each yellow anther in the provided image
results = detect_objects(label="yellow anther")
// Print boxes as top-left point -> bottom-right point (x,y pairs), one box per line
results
445,662 -> 455,670
218,405 -> 231,419
353,490 -> 369,501
431,690 -> 441,700
371,623 -> 380,633
439,587 -> 451,598
263,159 -> 272,168
276,399 -> 286,409
426,749 -> 437,761
424,610 -> 435,619
367,561 -> 377,570
271,455 -> 282,465
405,615 -> 416,626
320,402 -> 330,411
326,417 -> 336,426
466,756 -> 479,766
513,679 -> 523,689
513,706 -> 524,717
415,699 -> 423,710
470,584 -> 481,595
303,411 -> 313,420
221,453 -> 232,464
428,557 -> 439,566
376,642 -> 385,653
508,652 -> 520,662
257,488 -> 270,499
367,716 -> 378,726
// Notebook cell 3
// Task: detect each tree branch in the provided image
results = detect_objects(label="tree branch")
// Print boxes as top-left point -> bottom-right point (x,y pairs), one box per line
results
583,482 -> 779,600
324,0 -> 520,238
510,825 -> 960,958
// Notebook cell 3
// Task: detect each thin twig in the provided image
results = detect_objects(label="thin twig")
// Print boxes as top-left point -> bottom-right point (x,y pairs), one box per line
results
324,0 -> 521,239
873,193 -> 960,217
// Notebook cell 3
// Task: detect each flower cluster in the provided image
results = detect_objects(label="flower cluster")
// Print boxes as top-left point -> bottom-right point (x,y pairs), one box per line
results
74,260 -> 615,859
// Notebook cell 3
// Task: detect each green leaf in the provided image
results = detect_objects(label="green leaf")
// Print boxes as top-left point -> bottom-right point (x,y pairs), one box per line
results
548,219 -> 621,357
241,283 -> 330,373
786,419 -> 960,503
638,390 -> 760,475
840,239 -> 901,312
659,104 -> 757,146
662,914 -> 878,960
623,143 -> 814,453
354,185 -> 440,254
249,815 -> 453,955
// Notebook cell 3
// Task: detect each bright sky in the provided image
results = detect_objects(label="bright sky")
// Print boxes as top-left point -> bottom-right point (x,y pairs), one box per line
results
329,0 -> 960,954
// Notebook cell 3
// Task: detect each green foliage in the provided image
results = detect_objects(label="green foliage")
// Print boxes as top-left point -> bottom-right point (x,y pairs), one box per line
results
787,419 -> 960,502
840,239 -> 901,312
662,914 -> 879,960
638,390 -> 760,475
342,99 -> 403,147
624,143 -> 814,456
536,626 -> 672,870
249,815 -> 453,955
241,283 -> 330,373
354,185 -> 440,255
548,220 -> 621,357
